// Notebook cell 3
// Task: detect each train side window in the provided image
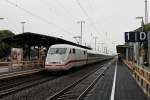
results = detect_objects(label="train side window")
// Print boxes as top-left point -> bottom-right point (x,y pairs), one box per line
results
73,49 -> 75,54
84,51 -> 86,55
69,49 -> 71,54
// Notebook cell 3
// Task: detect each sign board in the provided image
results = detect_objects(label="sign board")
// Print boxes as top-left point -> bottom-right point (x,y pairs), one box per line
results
11,48 -> 23,62
125,32 -> 148,42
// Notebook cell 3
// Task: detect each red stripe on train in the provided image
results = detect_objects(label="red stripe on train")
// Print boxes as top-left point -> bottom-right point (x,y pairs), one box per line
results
45,59 -> 87,66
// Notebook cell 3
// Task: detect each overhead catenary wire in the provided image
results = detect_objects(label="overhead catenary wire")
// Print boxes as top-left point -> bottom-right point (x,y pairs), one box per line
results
53,0 -> 78,22
87,0 -> 105,32
37,0 -> 76,32
38,0 -> 78,31
39,0 -> 88,37
145,0 -> 148,24
74,0 -> 103,37
4,0 -> 74,36
38,0 -> 96,44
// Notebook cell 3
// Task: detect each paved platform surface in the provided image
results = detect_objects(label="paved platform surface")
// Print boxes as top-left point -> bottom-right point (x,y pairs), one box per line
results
85,59 -> 115,100
115,62 -> 148,100
85,60 -> 148,100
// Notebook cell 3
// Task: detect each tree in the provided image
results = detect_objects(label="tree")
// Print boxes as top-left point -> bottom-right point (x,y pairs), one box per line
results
0,30 -> 15,59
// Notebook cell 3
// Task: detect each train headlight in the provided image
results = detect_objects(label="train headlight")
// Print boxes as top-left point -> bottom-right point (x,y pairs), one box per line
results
45,62 -> 49,64
60,60 -> 65,64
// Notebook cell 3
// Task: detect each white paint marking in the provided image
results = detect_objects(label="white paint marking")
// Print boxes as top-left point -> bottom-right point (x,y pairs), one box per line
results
110,61 -> 117,100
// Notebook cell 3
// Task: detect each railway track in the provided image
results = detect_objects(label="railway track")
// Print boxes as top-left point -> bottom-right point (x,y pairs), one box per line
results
0,60 -> 114,100
0,72 -> 58,97
0,73 -> 46,90
47,64 -> 110,100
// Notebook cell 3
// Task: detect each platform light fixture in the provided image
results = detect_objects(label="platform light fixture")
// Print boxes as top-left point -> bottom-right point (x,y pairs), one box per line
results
0,17 -> 4,30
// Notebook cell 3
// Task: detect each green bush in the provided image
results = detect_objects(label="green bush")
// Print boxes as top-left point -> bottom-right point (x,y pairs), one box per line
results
0,30 -> 15,59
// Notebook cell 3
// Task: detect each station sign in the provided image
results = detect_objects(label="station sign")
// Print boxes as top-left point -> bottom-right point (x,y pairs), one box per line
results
11,48 -> 23,61
125,32 -> 148,42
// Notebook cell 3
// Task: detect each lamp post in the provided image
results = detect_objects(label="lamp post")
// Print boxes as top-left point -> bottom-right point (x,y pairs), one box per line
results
112,42 -> 117,54
136,16 -> 144,31
145,0 -> 148,24
21,21 -> 26,33
77,20 -> 85,45
0,17 -> 4,30
97,42 -> 104,53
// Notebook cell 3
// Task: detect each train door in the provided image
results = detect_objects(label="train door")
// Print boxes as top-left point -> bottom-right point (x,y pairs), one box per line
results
68,48 -> 76,68
72,48 -> 76,67
75,49 -> 80,66
76,49 -> 85,66
84,50 -> 88,65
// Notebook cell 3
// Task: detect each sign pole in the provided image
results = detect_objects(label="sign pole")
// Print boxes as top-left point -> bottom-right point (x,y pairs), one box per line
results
148,32 -> 150,68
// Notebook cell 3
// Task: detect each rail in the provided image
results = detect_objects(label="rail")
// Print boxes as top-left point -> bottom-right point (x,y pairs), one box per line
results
124,60 -> 150,98
0,74 -> 57,97
47,64 -> 107,100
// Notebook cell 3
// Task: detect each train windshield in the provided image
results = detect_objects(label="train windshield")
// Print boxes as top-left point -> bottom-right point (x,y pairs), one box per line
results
48,48 -> 67,54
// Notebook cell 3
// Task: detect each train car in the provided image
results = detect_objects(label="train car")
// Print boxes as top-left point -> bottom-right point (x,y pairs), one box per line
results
45,44 -> 111,71
45,44 -> 87,71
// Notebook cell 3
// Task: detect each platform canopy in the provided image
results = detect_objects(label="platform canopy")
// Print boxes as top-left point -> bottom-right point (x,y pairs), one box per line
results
2,32 -> 91,50
116,45 -> 133,53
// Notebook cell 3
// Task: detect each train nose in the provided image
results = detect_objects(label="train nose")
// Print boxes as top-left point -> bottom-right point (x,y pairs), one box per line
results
46,61 -> 65,64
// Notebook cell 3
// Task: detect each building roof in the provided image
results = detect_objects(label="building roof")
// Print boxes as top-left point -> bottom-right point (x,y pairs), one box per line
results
116,44 -> 133,54
116,45 -> 133,48
2,32 -> 91,50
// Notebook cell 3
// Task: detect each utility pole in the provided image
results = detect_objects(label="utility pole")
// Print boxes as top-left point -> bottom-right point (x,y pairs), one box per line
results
105,32 -> 108,54
112,42 -> 116,54
77,20 -> 85,45
0,17 -> 4,20
145,0 -> 148,24
93,37 -> 98,51
21,21 -> 26,33
0,17 -> 4,30
97,42 -> 104,53
0,18 -> 4,23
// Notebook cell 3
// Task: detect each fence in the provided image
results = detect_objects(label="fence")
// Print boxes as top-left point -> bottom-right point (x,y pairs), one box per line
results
124,60 -> 150,98
0,60 -> 44,72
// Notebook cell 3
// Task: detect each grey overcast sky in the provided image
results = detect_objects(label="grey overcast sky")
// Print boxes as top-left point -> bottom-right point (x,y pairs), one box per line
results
0,0 -> 149,53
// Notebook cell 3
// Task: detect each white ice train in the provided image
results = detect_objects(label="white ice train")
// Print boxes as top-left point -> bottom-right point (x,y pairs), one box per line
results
45,44 -> 111,71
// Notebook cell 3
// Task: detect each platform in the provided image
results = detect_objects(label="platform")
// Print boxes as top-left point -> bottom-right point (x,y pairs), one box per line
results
86,61 -> 148,100
115,62 -> 148,100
